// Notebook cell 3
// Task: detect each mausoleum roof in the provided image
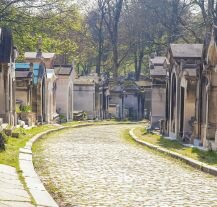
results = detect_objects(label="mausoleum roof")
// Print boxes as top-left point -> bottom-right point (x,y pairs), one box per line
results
0,28 -> 13,63
150,68 -> 167,76
135,81 -> 152,87
15,63 -> 45,84
74,78 -> 96,85
25,52 -> 55,59
54,65 -> 73,76
170,44 -> 203,58
150,56 -> 166,65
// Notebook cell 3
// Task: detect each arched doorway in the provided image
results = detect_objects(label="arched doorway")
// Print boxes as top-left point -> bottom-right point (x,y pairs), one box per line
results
68,86 -> 72,120
165,82 -> 169,133
201,77 -> 209,142
42,77 -> 46,122
179,86 -> 185,137
171,73 -> 177,133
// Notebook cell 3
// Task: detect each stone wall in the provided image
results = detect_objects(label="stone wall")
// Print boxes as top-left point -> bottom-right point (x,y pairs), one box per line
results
109,93 -> 123,119
16,90 -> 29,105
125,94 -> 139,120
74,84 -> 96,119
56,77 -> 73,121
151,87 -> 166,128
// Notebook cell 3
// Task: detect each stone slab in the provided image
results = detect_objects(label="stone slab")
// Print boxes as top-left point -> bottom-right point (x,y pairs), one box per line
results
19,152 -> 32,161
24,144 -> 33,150
0,164 -> 33,206
0,188 -> 30,202
19,128 -> 63,207
25,177 -> 46,191
20,148 -> 32,155
0,201 -> 34,207
0,165 -> 16,176
19,159 -> 38,178
29,188 -> 58,207
0,180 -> 23,190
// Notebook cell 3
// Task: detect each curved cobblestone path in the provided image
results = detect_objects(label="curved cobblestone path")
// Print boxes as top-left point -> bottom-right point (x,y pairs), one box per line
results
34,125 -> 217,207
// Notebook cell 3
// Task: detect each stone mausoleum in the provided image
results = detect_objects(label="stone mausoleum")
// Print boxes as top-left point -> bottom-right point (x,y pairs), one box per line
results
0,28 -> 18,126
54,64 -> 74,121
164,44 -> 203,144
149,56 -> 167,129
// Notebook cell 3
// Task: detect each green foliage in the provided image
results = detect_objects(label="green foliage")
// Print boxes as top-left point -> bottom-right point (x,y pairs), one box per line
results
0,137 -> 5,151
83,112 -> 87,120
20,105 -> 32,112
16,105 -> 21,113
0,132 -> 8,151
134,127 -> 217,167
0,0 -> 207,77
19,127 -> 26,135
2,132 -> 9,143
6,125 -> 13,130
0,1 -> 93,65
0,125 -> 57,169
59,114 -> 67,123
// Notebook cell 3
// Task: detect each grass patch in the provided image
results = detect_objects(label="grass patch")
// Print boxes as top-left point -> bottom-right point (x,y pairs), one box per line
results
0,124 -> 59,205
0,124 -> 58,169
134,127 -> 217,167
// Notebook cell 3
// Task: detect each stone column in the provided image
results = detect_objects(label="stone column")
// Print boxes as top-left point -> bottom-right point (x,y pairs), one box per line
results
5,66 -> 9,123
37,82 -> 42,122
207,70 -> 217,140
9,72 -> 14,126
0,64 -> 5,116
176,74 -> 181,139
169,74 -> 174,135
203,81 -> 210,147
12,79 -> 16,126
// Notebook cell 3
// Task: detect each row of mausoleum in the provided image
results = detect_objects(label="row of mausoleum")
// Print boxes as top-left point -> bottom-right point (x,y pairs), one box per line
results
150,28 -> 217,151
0,27 -> 152,130
73,73 -> 152,121
0,28 -> 74,128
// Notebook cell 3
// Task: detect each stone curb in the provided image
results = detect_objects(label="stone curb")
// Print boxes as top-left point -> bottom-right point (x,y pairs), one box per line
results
19,127 -> 65,207
129,128 -> 217,176
19,122 -> 141,207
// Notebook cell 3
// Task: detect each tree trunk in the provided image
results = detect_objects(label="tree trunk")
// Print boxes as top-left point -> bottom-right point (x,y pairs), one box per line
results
112,44 -> 119,79
111,25 -> 119,79
96,37 -> 103,76
135,50 -> 144,81
96,12 -> 104,76
134,52 -> 138,76
103,0 -> 123,79
136,50 -> 144,81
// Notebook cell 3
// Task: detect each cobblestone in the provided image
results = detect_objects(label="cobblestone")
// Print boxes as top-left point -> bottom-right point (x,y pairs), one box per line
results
34,125 -> 217,207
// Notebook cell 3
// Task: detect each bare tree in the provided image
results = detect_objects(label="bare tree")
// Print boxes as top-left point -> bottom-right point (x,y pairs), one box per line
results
103,0 -> 124,79
87,0 -> 107,75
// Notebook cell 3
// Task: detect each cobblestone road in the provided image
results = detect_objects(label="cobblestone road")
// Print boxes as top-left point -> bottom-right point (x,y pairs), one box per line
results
34,125 -> 217,207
